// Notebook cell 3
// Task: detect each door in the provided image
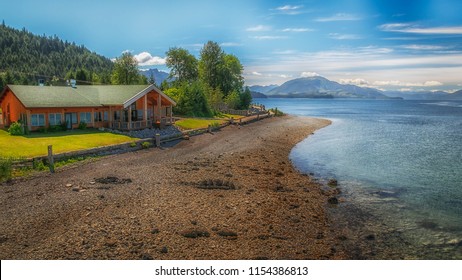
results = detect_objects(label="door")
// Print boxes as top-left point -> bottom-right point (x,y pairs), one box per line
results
65,113 -> 73,129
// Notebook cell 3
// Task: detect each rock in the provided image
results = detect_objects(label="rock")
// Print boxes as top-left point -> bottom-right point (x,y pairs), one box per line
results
89,181 -> 96,185
180,229 -> 210,238
365,234 -> 376,241
160,246 -> 168,254
150,228 -> 160,234
217,231 -> 238,239
141,253 -> 154,260
328,179 -> 338,187
72,187 -> 80,192
66,183 -> 73,188
327,197 -> 339,204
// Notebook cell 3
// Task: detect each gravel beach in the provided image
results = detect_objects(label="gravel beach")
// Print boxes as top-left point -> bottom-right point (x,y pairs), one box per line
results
0,115 -> 347,259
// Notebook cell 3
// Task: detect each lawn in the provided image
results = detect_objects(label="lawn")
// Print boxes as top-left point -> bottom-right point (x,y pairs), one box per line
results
175,118 -> 227,130
0,129 -> 138,158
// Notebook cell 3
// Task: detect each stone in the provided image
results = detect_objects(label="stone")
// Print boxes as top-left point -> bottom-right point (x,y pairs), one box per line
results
327,197 -> 339,204
328,179 -> 338,187
65,183 -> 73,187
150,228 -> 160,234
72,187 -> 80,192
160,246 -> 168,254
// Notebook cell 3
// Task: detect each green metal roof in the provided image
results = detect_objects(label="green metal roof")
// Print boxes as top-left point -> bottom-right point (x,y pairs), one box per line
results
6,84 -> 153,108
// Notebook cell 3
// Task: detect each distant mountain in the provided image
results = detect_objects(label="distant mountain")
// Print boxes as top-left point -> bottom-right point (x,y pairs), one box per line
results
266,76 -> 392,99
250,91 -> 267,98
248,84 -> 278,94
384,90 -> 462,100
139,68 -> 170,86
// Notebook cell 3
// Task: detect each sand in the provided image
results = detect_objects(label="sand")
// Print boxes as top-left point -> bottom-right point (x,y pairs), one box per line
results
0,115 -> 347,259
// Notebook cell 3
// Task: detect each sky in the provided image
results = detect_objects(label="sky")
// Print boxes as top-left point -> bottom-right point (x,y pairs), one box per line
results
2,0 -> 462,91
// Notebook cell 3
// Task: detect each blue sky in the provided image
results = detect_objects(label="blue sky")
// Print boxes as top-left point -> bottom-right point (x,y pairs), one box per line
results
2,0 -> 462,91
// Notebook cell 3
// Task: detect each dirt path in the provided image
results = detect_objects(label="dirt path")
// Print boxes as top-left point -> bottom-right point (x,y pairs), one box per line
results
0,115 -> 346,259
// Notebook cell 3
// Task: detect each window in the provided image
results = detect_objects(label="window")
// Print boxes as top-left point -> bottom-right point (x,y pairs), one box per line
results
31,114 -> 45,126
71,113 -> 78,124
103,111 -> 109,121
94,112 -> 103,122
49,113 -> 62,126
137,109 -> 144,120
114,111 -> 121,121
79,112 -> 92,124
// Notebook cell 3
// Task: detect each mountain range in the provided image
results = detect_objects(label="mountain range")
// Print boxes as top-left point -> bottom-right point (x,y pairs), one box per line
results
250,76 -> 462,100
139,68 -> 170,86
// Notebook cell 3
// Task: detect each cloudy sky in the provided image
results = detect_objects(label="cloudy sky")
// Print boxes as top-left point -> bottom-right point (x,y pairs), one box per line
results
3,0 -> 462,91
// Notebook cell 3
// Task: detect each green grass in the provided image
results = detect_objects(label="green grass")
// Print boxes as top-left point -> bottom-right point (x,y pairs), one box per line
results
175,118 -> 226,130
0,129 -> 138,158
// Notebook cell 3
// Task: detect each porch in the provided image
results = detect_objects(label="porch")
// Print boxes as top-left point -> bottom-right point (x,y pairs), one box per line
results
110,117 -> 174,131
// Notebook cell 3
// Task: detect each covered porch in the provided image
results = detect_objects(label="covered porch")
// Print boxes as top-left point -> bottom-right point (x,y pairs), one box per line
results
108,86 -> 176,131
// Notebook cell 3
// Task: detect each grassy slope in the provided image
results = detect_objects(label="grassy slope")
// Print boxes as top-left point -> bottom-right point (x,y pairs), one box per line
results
0,129 -> 137,158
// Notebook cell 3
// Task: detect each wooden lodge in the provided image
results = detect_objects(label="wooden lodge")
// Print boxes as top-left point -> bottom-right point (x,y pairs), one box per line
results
0,84 -> 176,131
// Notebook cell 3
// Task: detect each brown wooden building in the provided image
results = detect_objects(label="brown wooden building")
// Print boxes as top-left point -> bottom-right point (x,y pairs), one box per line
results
0,84 -> 176,131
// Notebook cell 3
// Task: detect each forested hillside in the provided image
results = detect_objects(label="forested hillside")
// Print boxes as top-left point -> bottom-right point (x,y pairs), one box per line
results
0,22 -> 113,89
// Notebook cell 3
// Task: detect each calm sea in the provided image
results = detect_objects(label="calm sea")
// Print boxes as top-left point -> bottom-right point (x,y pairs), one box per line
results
255,98 -> 462,259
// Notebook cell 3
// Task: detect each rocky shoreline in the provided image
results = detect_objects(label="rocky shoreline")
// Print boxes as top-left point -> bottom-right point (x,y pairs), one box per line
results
0,115 -> 347,259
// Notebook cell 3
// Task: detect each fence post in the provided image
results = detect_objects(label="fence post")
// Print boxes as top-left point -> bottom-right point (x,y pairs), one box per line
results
155,133 -> 161,148
207,125 -> 211,133
48,145 -> 55,173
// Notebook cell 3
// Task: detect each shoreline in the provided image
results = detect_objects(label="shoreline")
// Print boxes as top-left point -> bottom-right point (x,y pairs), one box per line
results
0,115 -> 348,259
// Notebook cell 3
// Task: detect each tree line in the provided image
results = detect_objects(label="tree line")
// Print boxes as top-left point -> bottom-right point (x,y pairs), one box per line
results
163,41 -> 252,117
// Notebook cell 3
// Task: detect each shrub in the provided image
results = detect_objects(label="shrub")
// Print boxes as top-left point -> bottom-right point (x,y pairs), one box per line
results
141,141 -> 151,149
38,126 -> 48,133
8,122 -> 24,135
48,124 -> 63,132
33,159 -> 47,171
210,121 -> 220,129
269,107 -> 285,117
0,157 -> 13,181
78,121 -> 87,129
60,121 -> 68,131
130,142 -> 137,148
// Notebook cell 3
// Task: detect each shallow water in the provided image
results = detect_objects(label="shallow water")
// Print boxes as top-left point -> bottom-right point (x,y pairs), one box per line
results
256,98 -> 462,259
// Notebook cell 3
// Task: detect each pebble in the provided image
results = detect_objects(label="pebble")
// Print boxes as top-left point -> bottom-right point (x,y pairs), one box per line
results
66,183 -> 73,187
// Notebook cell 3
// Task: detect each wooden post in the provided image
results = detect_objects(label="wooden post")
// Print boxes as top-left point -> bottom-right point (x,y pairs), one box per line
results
155,133 -> 161,148
48,145 -> 54,173
207,125 -> 211,133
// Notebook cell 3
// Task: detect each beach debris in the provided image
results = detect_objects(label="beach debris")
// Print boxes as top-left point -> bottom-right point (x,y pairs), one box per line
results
180,229 -> 210,238
141,253 -> 154,260
327,179 -> 338,187
196,179 -> 236,190
94,176 -> 132,184
217,230 -> 238,239
327,197 -> 339,205
365,234 -> 376,241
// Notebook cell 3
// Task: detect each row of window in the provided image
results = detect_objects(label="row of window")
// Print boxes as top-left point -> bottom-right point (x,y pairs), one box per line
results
30,112 -> 109,126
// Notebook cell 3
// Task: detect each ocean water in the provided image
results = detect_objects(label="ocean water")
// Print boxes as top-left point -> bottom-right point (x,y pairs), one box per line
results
255,98 -> 462,259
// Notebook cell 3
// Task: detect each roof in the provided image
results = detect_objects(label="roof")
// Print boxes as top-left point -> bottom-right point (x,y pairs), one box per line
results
1,84 -> 176,108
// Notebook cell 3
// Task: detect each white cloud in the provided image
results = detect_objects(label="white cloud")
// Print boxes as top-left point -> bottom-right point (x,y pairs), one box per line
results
329,33 -> 362,40
424,81 -> 443,86
339,78 -> 370,86
372,80 -> 443,87
301,72 -> 320,77
274,5 -> 304,15
251,71 -> 263,76
220,42 -> 243,47
276,5 -> 303,11
250,35 -> 287,40
134,52 -> 166,66
281,28 -> 314,32
401,44 -> 447,50
379,23 -> 462,34
246,25 -> 271,32
315,13 -> 362,22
